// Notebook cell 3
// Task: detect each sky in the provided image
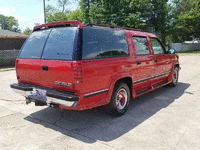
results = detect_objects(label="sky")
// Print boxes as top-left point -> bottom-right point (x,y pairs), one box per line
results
0,0 -> 79,32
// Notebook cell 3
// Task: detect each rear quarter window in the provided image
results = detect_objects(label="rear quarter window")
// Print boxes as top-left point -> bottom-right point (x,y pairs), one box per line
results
82,27 -> 129,59
133,37 -> 150,55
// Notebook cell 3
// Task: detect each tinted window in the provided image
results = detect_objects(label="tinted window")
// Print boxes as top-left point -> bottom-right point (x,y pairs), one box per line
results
42,27 -> 77,60
150,38 -> 165,54
133,37 -> 150,55
19,29 -> 51,59
82,27 -> 128,59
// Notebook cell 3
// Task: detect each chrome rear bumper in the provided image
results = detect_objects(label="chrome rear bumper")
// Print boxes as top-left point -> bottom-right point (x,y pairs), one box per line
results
10,83 -> 79,107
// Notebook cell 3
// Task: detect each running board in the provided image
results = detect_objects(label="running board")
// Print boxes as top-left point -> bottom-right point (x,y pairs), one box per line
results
136,88 -> 151,95
152,82 -> 167,89
136,82 -> 168,96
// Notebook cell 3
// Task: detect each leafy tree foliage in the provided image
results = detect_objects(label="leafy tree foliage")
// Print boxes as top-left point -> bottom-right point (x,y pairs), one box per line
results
148,0 -> 171,44
0,14 -> 21,32
23,27 -> 32,35
67,9 -> 84,21
170,0 -> 200,42
79,0 -> 170,44
45,5 -> 68,23
43,0 -> 199,43
58,0 -> 70,12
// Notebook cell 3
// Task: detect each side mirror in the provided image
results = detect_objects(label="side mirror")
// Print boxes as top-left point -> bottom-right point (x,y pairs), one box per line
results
168,49 -> 175,54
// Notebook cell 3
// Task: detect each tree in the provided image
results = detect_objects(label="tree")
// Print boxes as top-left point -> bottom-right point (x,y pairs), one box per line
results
170,0 -> 200,42
79,0 -> 175,44
45,5 -> 68,23
80,0 -> 152,29
67,9 -> 84,22
23,27 -> 32,35
57,0 -> 70,12
0,14 -> 21,32
147,0 -> 171,44
44,0 -> 173,44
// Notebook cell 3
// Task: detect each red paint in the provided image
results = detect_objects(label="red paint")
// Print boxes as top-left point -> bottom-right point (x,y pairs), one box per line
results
34,20 -> 83,31
15,21 -> 179,110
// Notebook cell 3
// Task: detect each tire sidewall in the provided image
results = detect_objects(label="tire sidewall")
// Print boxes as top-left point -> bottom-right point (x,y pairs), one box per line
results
172,67 -> 179,85
111,82 -> 130,115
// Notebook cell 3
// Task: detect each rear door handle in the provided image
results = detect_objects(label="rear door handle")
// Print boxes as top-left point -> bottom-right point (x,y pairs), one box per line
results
42,66 -> 49,71
155,59 -> 158,63
137,61 -> 141,65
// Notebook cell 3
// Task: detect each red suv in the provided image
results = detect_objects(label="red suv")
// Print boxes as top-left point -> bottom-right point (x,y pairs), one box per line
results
10,21 -> 180,116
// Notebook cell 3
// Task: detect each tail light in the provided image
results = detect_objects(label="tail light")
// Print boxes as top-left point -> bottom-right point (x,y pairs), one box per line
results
71,62 -> 83,84
15,59 -> 19,68
15,59 -> 20,80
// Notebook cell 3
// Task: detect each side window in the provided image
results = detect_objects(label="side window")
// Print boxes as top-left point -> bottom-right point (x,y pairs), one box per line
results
82,27 -> 129,59
133,37 -> 150,55
150,38 -> 165,54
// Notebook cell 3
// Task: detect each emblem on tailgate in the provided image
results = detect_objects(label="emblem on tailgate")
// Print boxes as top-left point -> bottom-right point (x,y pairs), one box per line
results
55,81 -> 72,87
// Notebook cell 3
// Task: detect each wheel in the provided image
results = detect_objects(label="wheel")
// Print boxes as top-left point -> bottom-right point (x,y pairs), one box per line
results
169,66 -> 179,87
106,81 -> 130,117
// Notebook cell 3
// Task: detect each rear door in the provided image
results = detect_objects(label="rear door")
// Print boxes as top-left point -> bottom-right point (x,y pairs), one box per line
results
132,36 -> 155,94
17,27 -> 78,92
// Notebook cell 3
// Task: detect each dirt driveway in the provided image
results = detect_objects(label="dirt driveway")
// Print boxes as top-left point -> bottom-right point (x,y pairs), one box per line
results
0,55 -> 200,150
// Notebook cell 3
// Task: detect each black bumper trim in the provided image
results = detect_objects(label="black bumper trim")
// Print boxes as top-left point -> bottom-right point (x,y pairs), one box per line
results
10,83 -> 33,91
10,83 -> 79,102
46,90 -> 79,101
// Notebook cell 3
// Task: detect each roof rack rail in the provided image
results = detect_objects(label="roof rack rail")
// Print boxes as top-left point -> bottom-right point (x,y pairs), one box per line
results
85,23 -> 143,31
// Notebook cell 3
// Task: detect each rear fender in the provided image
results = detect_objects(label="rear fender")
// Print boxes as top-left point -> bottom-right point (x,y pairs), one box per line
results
107,73 -> 133,103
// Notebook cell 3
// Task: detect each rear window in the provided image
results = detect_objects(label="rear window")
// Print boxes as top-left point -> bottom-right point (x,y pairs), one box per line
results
18,29 -> 51,59
18,27 -> 77,60
82,27 -> 129,59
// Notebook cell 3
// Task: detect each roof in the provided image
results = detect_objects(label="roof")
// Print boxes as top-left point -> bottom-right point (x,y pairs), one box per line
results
0,29 -> 28,38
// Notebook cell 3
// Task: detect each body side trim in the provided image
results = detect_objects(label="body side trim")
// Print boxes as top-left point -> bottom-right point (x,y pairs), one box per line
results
84,89 -> 109,98
134,71 -> 171,84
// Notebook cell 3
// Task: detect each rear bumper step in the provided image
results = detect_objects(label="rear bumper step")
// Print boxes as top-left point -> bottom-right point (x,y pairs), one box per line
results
10,83 -> 79,107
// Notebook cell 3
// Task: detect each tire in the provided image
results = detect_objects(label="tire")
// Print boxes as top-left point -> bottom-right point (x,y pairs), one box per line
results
106,81 -> 130,117
169,66 -> 179,87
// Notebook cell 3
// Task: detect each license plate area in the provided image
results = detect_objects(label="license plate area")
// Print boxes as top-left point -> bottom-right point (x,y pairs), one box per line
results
32,88 -> 46,96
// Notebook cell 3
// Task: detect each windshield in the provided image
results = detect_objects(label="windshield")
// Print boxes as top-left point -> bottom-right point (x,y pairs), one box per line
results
18,27 -> 78,60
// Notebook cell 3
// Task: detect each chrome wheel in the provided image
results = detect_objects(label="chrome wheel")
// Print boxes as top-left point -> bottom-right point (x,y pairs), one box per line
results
169,66 -> 179,87
172,67 -> 179,84
106,81 -> 130,116
116,88 -> 128,110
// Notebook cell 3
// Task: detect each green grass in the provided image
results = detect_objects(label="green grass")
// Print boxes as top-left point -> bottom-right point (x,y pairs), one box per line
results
177,50 -> 200,53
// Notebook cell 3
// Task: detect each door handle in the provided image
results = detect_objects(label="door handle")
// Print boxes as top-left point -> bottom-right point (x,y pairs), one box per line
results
137,61 -> 141,65
155,59 -> 158,63
42,66 -> 49,71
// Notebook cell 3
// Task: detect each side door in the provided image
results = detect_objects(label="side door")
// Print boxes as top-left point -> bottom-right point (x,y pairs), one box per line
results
149,38 -> 173,81
132,36 -> 155,94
